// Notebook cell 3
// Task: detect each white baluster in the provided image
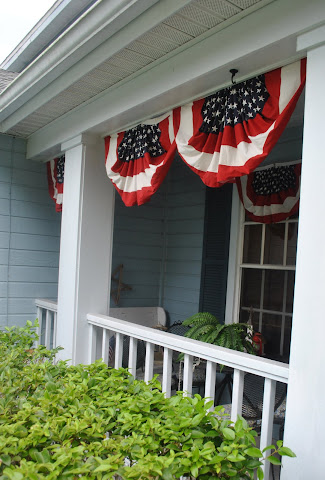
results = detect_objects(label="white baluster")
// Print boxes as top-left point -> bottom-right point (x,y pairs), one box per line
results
53,312 -> 57,349
45,310 -> 51,349
144,342 -> 154,383
205,361 -> 216,411
231,369 -> 244,422
102,328 -> 109,365
183,354 -> 193,396
115,333 -> 123,369
128,337 -> 138,377
162,347 -> 173,397
260,378 -> 276,480
88,324 -> 96,364
36,307 -> 42,346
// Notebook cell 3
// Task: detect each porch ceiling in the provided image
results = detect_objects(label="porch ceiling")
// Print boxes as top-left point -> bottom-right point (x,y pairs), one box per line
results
2,0 -> 274,138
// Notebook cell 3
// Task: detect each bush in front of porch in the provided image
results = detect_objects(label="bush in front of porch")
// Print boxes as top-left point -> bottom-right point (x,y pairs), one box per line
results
0,322 -> 295,480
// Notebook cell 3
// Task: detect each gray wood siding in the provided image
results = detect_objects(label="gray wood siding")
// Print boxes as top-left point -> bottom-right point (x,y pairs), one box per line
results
0,134 -> 61,327
110,191 -> 165,308
162,157 -> 205,325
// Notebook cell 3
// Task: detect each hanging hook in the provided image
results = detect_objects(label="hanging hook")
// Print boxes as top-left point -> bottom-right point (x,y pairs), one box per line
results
229,68 -> 238,85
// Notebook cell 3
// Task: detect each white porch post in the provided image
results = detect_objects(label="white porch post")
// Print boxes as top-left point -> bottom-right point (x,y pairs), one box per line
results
56,133 -> 115,364
282,34 -> 325,479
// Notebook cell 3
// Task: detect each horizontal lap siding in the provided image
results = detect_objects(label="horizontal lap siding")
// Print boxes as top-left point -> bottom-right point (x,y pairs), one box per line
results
0,134 -> 61,327
163,157 -> 205,325
110,192 -> 165,308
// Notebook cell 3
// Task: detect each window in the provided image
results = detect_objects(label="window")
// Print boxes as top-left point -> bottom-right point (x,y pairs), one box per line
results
237,211 -> 298,361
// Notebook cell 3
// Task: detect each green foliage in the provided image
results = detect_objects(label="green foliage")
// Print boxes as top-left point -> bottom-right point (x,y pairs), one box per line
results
182,313 -> 257,355
0,322 -> 295,479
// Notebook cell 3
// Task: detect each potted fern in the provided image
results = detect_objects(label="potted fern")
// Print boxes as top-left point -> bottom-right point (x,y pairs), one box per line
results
182,312 -> 257,355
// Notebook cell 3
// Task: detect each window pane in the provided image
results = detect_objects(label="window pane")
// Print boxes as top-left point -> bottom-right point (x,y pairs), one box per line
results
283,316 -> 292,361
261,313 -> 282,357
286,222 -> 298,265
264,223 -> 285,265
240,268 -> 262,309
286,271 -> 295,313
243,225 -> 262,263
263,270 -> 285,311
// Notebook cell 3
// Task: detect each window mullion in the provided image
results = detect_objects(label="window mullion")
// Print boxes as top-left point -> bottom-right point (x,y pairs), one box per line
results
280,270 -> 289,356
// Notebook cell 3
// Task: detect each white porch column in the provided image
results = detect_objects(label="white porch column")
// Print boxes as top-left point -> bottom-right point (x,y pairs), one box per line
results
282,35 -> 325,479
56,133 -> 115,364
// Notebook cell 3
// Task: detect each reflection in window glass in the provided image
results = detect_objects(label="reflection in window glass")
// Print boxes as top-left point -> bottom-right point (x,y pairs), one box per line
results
264,223 -> 285,265
262,313 -> 282,356
263,270 -> 285,311
240,269 -> 262,310
286,223 -> 298,265
286,271 -> 295,312
243,225 -> 262,263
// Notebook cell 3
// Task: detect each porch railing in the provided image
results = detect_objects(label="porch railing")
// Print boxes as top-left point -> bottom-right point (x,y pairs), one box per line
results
35,299 -> 58,349
88,313 -> 289,480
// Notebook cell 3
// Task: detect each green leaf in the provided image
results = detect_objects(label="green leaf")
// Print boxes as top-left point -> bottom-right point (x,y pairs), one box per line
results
257,466 -> 264,480
267,455 -> 282,465
262,444 -> 275,453
278,447 -> 296,458
0,455 -> 11,466
222,427 -> 236,440
244,447 -> 263,458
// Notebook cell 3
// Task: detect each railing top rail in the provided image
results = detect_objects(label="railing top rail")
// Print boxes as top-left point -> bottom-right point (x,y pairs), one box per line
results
87,313 -> 289,383
35,299 -> 58,312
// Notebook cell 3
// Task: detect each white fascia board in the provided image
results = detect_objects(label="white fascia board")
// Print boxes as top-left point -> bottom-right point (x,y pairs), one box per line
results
0,0 -> 159,120
297,23 -> 325,52
1,0 -> 95,72
27,0 -> 325,160
0,0 -> 193,132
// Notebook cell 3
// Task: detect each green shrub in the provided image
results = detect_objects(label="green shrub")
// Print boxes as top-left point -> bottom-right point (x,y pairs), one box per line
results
0,322 -> 294,479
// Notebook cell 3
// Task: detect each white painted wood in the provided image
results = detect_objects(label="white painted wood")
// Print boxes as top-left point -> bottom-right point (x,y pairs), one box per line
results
282,42 -> 325,480
260,378 -> 276,480
144,342 -> 154,383
101,328 -> 109,365
225,187 -> 241,325
0,0 -> 159,126
110,307 -> 166,327
205,361 -> 216,410
128,337 -> 138,377
36,306 -> 42,345
56,134 -> 115,364
162,347 -> 173,397
26,0 -> 324,159
88,323 -> 96,364
53,312 -> 57,349
183,354 -> 193,396
87,313 -> 289,383
115,333 -> 123,369
45,309 -> 51,349
231,369 -> 244,422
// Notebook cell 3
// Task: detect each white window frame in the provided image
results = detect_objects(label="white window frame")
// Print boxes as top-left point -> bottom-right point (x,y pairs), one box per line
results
225,185 -> 298,357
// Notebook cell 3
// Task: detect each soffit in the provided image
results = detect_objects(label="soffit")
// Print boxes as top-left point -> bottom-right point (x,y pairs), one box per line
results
5,0 -> 273,138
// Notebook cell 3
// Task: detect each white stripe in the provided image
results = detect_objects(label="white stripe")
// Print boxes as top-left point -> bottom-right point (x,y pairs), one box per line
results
106,133 -> 165,193
239,173 -> 300,217
49,159 -> 59,201
279,61 -> 301,114
176,103 -> 276,173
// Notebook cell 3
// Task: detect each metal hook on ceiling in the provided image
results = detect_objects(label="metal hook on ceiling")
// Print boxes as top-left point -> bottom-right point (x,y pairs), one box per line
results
229,68 -> 238,85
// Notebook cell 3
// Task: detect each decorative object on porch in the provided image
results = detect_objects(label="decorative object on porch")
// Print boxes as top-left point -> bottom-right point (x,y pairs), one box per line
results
174,59 -> 306,187
110,264 -> 132,305
181,312 -> 257,355
105,112 -> 176,206
105,59 -> 306,206
46,155 -> 65,212
236,162 -> 301,223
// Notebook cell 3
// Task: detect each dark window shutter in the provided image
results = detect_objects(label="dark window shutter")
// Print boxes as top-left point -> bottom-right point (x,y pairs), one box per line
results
199,184 -> 232,323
